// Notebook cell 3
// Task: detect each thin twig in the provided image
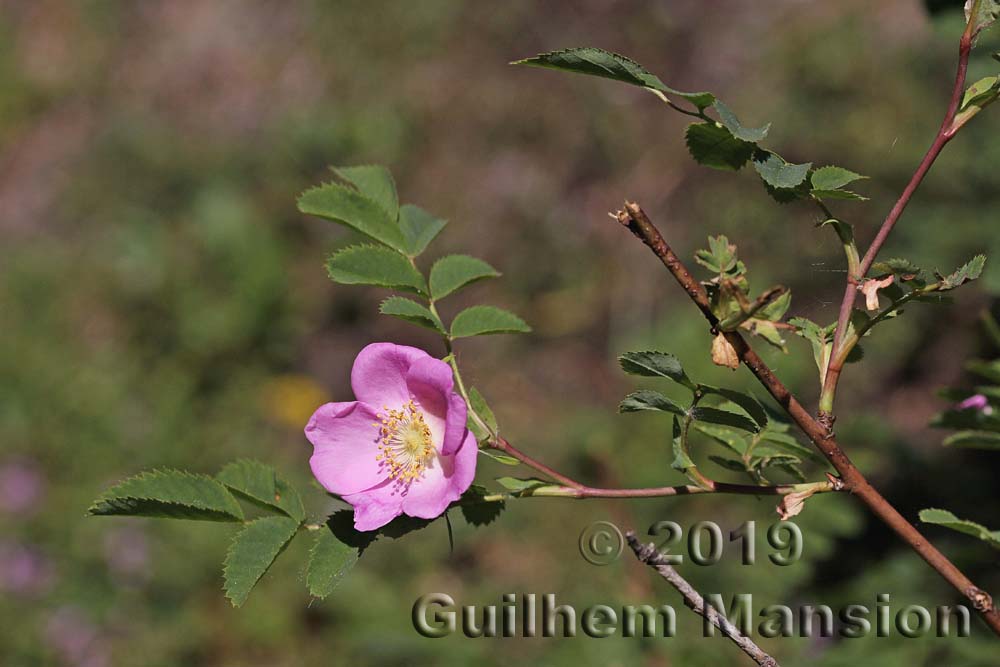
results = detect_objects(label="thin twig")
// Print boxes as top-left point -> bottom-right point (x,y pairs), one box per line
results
821,24 -> 974,414
626,531 -> 780,667
614,202 -> 1000,635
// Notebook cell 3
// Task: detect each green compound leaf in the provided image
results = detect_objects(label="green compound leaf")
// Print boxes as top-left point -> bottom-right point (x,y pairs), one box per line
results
450,305 -> 530,338
690,406 -> 759,433
937,254 -> 986,291
429,255 -> 500,300
713,100 -> 770,142
223,516 -> 300,607
618,351 -> 696,390
379,296 -> 445,333
871,258 -> 922,279
326,244 -> 427,295
618,389 -> 686,415
511,47 -> 715,109
306,513 -> 374,599
810,166 -> 867,191
399,204 -> 448,257
459,484 -> 505,527
216,459 -> 305,522
919,508 -> 1000,549
685,122 -> 755,171
89,469 -> 244,522
297,182 -> 407,253
943,430 -> 1000,449
753,151 -> 812,190
331,165 -> 399,221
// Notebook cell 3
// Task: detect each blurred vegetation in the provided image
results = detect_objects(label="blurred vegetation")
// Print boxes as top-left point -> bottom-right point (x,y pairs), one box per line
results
1,1 -> 999,665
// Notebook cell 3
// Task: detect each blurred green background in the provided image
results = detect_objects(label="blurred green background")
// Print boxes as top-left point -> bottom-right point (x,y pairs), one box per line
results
2,1 -> 1000,665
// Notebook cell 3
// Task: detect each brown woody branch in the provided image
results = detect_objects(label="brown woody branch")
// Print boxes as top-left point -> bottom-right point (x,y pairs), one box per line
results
615,201 -> 1000,636
627,531 -> 780,667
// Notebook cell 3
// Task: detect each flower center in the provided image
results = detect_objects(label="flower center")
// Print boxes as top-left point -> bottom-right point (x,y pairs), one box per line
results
375,400 -> 434,483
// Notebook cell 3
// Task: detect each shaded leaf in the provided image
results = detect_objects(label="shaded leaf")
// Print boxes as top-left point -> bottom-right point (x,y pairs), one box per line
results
458,485 -> 505,527
709,455 -> 747,473
429,255 -> 500,300
223,516 -> 300,606
89,470 -> 244,522
306,525 -> 361,599
326,244 -> 426,294
450,305 -> 530,338
693,422 -> 749,455
685,122 -> 755,171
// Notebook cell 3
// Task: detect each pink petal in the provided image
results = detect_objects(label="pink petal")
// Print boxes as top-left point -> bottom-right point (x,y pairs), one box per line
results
344,481 -> 404,531
351,343 -> 430,408
406,356 -> 468,456
306,402 -> 387,496
401,430 -> 478,519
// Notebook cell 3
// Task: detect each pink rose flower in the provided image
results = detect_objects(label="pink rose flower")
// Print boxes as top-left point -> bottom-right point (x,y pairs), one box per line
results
305,343 -> 478,531
956,393 -> 991,412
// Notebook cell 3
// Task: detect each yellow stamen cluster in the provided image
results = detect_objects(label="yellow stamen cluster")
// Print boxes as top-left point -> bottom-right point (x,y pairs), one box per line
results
374,400 -> 434,483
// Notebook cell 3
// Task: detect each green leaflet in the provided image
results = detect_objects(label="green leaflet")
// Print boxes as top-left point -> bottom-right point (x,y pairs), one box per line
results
450,305 -> 530,338
306,522 -> 366,600
216,459 -> 305,522
429,255 -> 500,300
919,508 -> 1000,549
618,389 -> 685,415
670,416 -> 694,471
690,406 -> 759,433
713,100 -> 770,142
398,204 -> 447,257
618,351 -> 695,390
379,296 -> 445,332
331,165 -> 399,221
468,386 -> 498,433
685,122 -> 755,171
459,485 -> 505,527
89,469 -> 244,522
943,430 -> 1000,449
937,255 -> 986,291
511,47 -> 715,109
810,166 -> 866,191
495,477 -> 550,493
223,516 -> 300,606
326,244 -> 427,294
752,151 -> 811,190
297,182 -> 407,253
